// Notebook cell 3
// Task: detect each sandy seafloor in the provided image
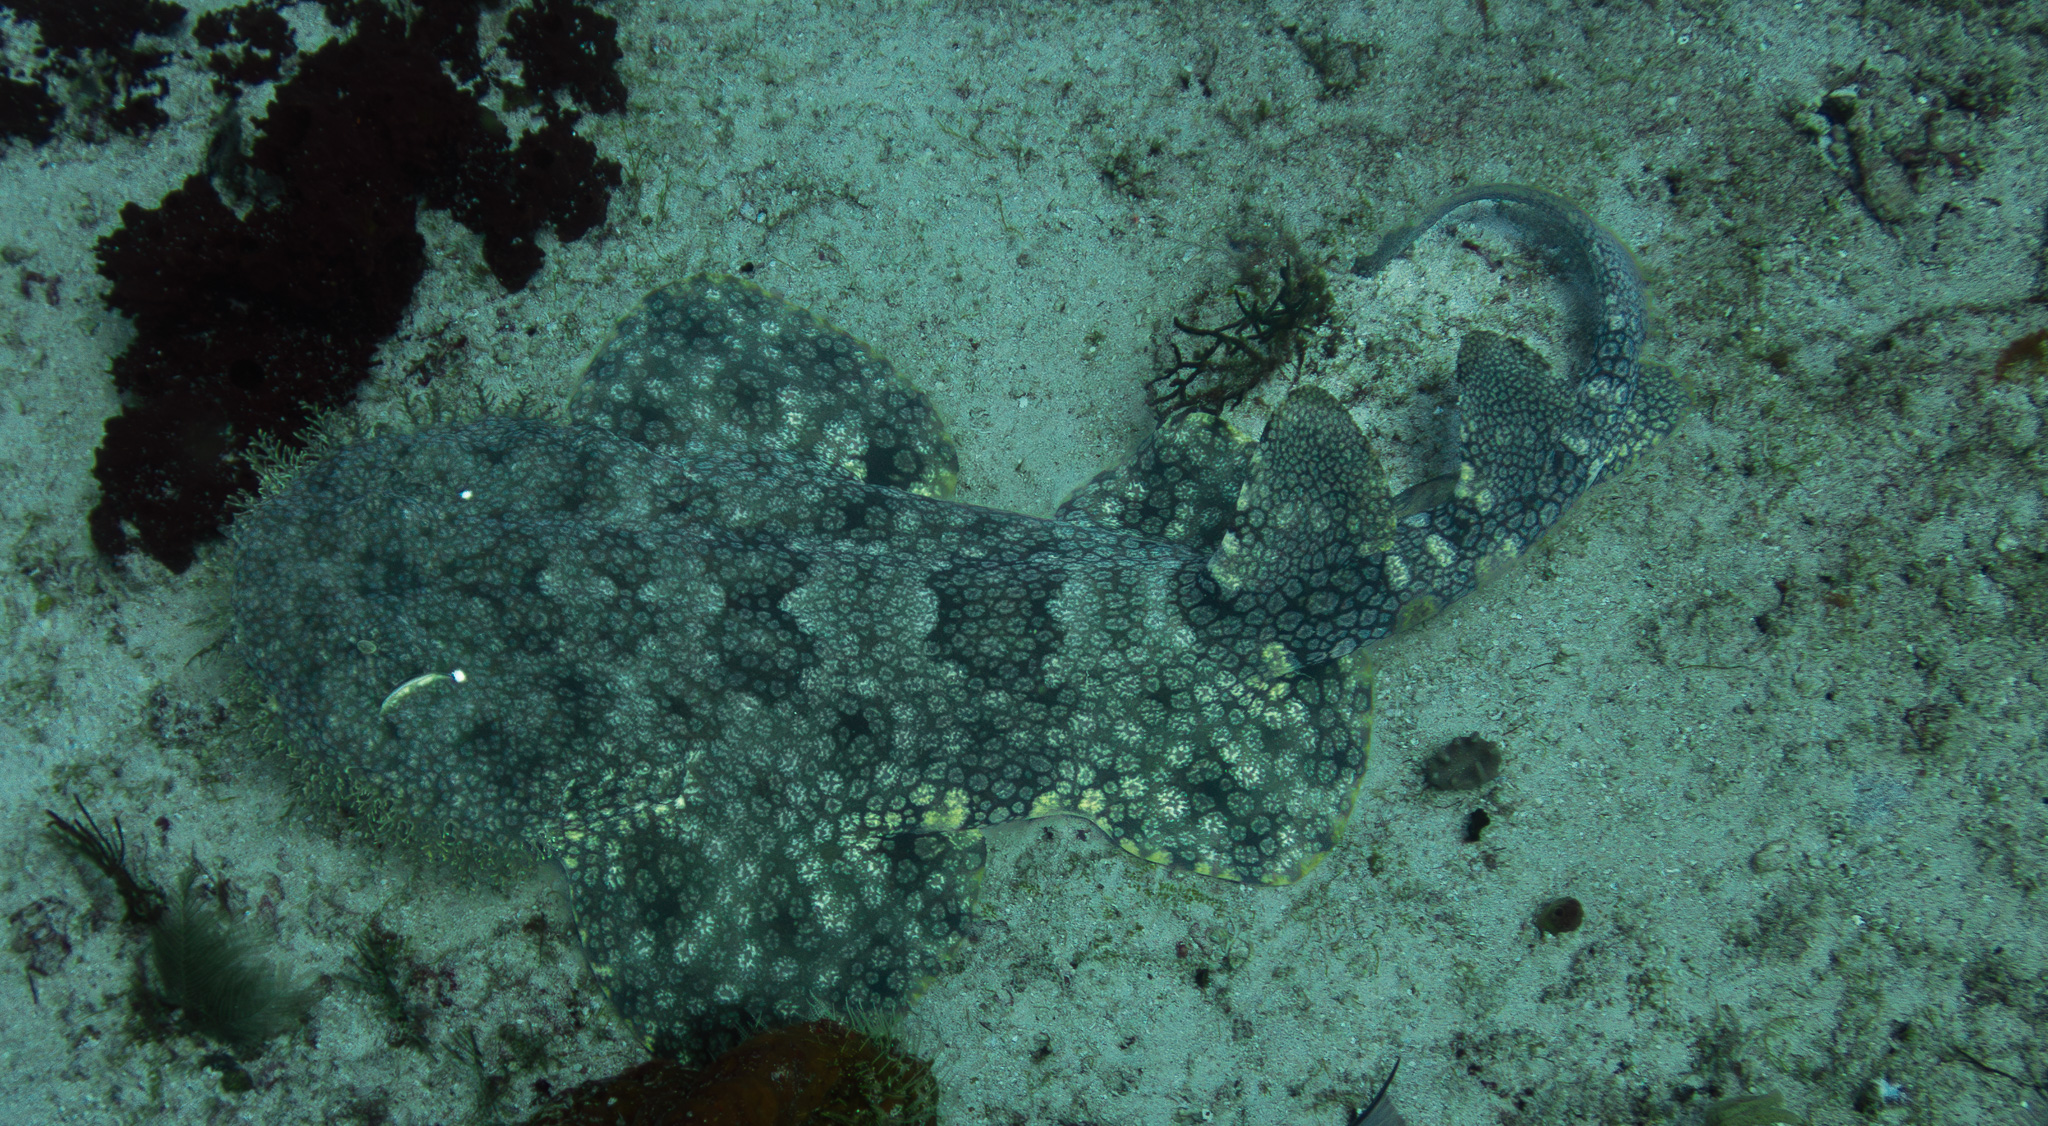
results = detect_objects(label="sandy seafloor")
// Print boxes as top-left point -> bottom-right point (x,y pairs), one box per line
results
2,1 -> 2045,1123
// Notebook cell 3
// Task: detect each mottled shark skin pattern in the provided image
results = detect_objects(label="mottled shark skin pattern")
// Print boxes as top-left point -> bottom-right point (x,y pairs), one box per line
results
231,186 -> 1683,1058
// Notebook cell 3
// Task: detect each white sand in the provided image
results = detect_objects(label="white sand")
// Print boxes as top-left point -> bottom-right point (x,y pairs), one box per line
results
2,1 -> 2043,1122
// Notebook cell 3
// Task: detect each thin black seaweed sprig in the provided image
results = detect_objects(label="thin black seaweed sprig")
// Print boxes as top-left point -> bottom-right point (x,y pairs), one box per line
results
1147,241 -> 1334,419
45,797 -> 168,926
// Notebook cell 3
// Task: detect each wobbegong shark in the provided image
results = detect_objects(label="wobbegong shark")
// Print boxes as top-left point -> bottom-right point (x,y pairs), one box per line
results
231,185 -> 1683,1055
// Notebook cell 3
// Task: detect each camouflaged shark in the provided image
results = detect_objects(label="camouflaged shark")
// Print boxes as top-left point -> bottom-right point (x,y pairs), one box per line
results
231,185 -> 1683,1056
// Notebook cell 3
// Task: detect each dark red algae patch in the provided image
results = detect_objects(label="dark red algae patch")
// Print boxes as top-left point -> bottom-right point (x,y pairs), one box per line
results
192,3 -> 296,95
505,0 -> 628,114
88,0 -> 626,572
0,73 -> 63,146
0,0 -> 186,138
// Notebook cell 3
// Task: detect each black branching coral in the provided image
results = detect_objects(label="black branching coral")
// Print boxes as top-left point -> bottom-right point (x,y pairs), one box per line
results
45,800 -> 167,926
89,0 -> 626,572
232,189 -> 1683,1058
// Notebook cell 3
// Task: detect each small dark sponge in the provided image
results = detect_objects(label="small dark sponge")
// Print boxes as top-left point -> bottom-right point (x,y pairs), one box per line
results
1422,733 -> 1502,791
1534,896 -> 1584,935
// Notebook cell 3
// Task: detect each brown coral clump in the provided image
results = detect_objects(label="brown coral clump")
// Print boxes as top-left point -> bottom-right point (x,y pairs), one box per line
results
525,1019 -> 937,1126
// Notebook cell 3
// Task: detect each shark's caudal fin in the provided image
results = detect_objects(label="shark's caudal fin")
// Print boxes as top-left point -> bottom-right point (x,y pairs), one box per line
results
1200,186 -> 1686,661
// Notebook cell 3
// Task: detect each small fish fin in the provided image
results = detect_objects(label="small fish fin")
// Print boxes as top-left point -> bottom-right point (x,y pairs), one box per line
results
570,275 -> 959,498
1208,386 -> 1393,596
1348,1058 -> 1408,1126
1391,473 -> 1459,519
